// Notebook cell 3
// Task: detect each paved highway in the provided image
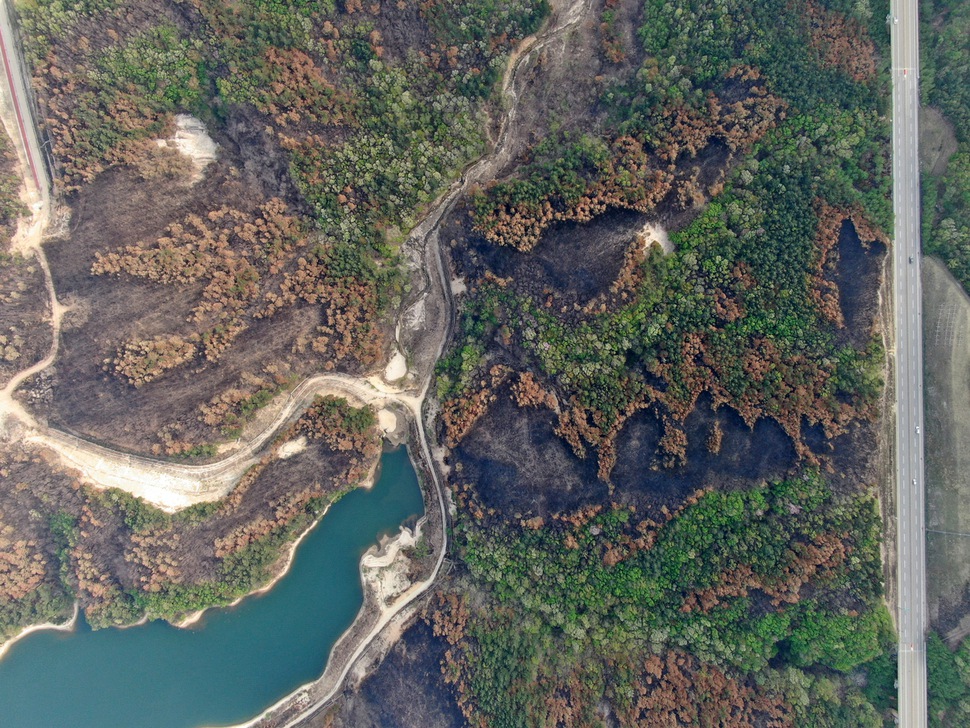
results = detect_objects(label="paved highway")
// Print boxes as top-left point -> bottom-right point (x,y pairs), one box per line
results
890,0 -> 928,724
0,0 -> 49,204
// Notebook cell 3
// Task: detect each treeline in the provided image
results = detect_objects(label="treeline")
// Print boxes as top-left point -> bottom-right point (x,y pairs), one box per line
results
459,472 -> 885,673
470,69 -> 784,251
921,0 -> 970,292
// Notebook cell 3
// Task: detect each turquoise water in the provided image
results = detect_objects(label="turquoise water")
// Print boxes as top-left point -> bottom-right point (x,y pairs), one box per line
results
0,447 -> 425,728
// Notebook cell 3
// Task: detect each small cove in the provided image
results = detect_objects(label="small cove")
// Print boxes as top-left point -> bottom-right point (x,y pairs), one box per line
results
0,446 -> 424,728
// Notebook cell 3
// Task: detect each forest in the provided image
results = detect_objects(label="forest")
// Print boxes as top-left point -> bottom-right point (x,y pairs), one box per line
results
927,631 -> 970,727
920,0 -> 970,292
422,0 -> 899,723
8,0 -> 547,455
426,470 -> 893,726
0,0 -> 911,724
442,0 -> 890,481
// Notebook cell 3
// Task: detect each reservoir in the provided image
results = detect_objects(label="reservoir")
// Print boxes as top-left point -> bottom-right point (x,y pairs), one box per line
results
0,446 -> 425,728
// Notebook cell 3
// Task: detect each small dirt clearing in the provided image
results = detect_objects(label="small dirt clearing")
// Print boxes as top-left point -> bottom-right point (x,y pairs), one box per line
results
383,349 -> 407,382
156,114 -> 218,182
277,435 -> 308,460
640,221 -> 673,255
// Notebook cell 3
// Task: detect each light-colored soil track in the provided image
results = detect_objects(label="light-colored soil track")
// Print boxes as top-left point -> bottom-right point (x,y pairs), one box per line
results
0,0 -> 596,724
24,374 -> 419,511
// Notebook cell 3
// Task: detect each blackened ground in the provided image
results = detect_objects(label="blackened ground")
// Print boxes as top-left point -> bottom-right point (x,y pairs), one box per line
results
454,387 -> 607,518
453,388 -> 878,521
325,619 -> 463,728
685,138 -> 732,192
823,422 -> 881,493
39,286 -> 319,452
32,161 -> 351,452
834,220 -> 886,349
610,396 -> 798,511
219,107 -> 315,205
449,206 -> 648,305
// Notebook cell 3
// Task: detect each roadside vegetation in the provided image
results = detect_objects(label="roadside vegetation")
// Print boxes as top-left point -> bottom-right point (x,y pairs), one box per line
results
927,630 -> 970,727
921,0 -> 970,291
0,129 -> 25,241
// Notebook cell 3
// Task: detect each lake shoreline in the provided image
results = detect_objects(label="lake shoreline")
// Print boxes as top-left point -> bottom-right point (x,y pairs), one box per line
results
177,452 -> 384,630
0,449 -> 386,651
231,412 -> 446,728
0,448 -> 426,728
0,601 -> 78,661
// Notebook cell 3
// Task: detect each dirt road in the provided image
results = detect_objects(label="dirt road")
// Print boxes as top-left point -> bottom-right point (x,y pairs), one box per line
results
0,0 -> 596,723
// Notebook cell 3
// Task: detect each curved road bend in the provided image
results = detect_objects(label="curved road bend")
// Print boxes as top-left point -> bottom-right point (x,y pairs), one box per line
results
0,0 -> 594,725
890,0 -> 928,725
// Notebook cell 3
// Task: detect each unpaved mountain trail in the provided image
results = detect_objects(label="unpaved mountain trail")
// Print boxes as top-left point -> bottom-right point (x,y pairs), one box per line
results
2,0 -> 593,514
0,0 -> 597,722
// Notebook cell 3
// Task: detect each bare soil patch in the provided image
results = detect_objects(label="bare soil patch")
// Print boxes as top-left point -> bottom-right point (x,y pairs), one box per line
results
922,257 -> 970,638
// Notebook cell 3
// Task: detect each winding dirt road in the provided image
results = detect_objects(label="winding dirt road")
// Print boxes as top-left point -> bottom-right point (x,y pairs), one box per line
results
0,0 -> 595,723
3,0 -> 593,515
25,375 -> 419,510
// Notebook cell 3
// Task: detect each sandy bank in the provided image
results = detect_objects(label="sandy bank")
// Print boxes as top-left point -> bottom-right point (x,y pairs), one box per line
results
0,601 -> 78,661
